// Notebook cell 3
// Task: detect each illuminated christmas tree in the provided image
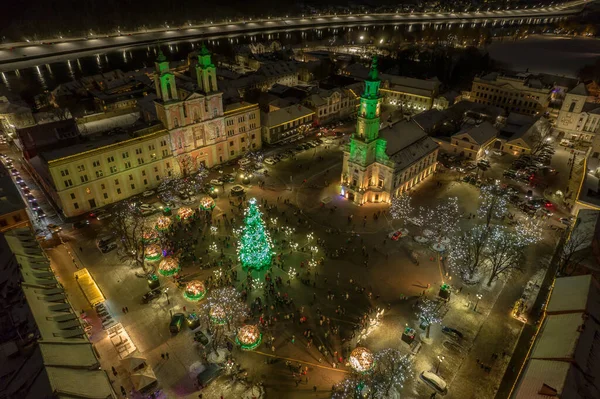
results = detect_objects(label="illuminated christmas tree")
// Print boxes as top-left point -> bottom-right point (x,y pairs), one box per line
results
238,198 -> 273,271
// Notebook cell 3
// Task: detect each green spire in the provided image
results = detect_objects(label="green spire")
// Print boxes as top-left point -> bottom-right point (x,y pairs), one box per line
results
367,56 -> 379,81
199,44 -> 211,56
156,49 -> 167,63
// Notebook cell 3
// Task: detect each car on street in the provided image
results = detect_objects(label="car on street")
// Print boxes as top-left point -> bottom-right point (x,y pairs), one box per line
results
169,313 -> 185,333
493,150 -> 503,156
25,193 -> 35,202
35,209 -> 46,218
441,325 -> 464,340
14,176 -> 24,184
142,288 -> 162,304
230,185 -> 245,196
559,217 -> 572,226
99,242 -> 117,253
279,152 -> 291,160
72,220 -> 90,229
193,330 -> 210,345
388,230 -> 404,241
538,208 -> 553,217
17,181 -> 28,190
47,224 -> 62,233
30,201 -> 41,210
238,158 -> 251,167
10,168 -> 19,176
96,212 -> 112,221
139,204 -> 157,216
420,371 -> 448,395
264,157 -> 277,165
210,179 -> 224,186
142,190 -> 155,198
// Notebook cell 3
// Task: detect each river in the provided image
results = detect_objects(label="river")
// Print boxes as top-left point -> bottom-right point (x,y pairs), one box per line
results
1,32 -> 598,105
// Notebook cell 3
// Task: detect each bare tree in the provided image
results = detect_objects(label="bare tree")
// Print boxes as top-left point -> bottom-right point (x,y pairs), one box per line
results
448,224 -> 489,281
416,298 -> 443,339
484,226 -> 526,286
478,184 -> 509,228
557,225 -> 593,276
528,118 -> 553,155
110,202 -> 152,271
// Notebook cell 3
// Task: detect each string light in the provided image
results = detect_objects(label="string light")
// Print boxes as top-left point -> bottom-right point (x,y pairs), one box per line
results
390,192 -> 413,222
158,256 -> 180,276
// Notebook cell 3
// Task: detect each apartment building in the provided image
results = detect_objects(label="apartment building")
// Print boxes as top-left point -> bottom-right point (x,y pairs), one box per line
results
30,124 -> 175,218
555,83 -> 600,144
0,165 -> 30,232
379,75 -> 440,113
450,122 -> 498,160
304,87 -> 359,125
471,72 -> 552,116
261,103 -> 315,144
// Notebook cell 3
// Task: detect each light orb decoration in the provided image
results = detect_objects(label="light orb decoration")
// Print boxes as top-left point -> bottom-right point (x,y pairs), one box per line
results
177,207 -> 194,221
158,256 -> 180,276
199,196 -> 216,211
236,324 -> 262,350
142,229 -> 159,243
349,347 -> 375,373
145,244 -> 163,261
155,216 -> 172,231
209,305 -> 228,325
184,280 -> 206,301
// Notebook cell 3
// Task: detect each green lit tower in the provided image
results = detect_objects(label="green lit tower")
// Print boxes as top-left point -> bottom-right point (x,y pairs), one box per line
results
195,45 -> 218,94
341,56 -> 388,204
154,49 -> 178,102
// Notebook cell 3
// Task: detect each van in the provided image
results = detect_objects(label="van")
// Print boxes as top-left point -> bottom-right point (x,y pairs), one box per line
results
420,371 -> 448,394
96,235 -> 115,249
169,313 -> 185,334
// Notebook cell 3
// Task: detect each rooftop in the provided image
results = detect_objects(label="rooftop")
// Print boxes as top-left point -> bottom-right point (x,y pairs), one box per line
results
412,109 -> 450,133
40,122 -> 164,163
379,121 -> 439,171
546,274 -> 595,314
453,121 -> 498,145
0,166 -> 26,216
262,104 -> 314,128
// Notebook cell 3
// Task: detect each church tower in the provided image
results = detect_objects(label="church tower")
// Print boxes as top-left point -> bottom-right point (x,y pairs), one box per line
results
154,50 -> 178,102
356,57 -> 382,143
347,56 -> 386,167
195,45 -> 218,94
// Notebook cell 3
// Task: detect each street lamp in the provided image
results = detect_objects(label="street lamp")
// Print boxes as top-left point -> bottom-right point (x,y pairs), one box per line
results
474,294 -> 482,312
436,355 -> 445,374
165,287 -> 170,305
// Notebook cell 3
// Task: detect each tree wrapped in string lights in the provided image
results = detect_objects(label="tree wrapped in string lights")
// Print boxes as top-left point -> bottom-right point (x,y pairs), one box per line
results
484,225 -> 526,286
515,217 -> 543,245
426,197 -> 460,243
416,298 -> 443,340
390,193 -> 413,224
477,184 -> 509,227
448,224 -> 489,281
237,198 -> 273,271
199,287 -> 249,350
334,348 -> 413,399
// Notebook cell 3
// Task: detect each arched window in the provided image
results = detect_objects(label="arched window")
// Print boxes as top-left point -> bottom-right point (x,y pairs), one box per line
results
213,108 -> 218,118
194,110 -> 200,122
166,82 -> 172,100
174,117 -> 179,128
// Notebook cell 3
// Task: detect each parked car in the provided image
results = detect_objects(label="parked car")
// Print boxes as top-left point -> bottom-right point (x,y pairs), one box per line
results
96,235 -> 115,250
170,313 -> 185,333
142,190 -> 155,198
264,157 -> 277,165
388,230 -> 404,241
210,179 -> 224,186
196,363 -> 223,388
559,217 -> 572,226
15,176 -> 24,184
420,371 -> 448,395
10,168 -> 19,176
538,208 -> 553,217
238,158 -> 251,167
35,209 -> 46,218
96,212 -> 113,221
30,201 -> 41,210
193,330 -> 210,345
477,159 -> 490,167
72,220 -> 90,229
230,185 -> 245,196
139,203 -> 157,215
442,325 -> 464,340
99,242 -> 117,253
25,193 -> 35,202
493,150 -> 503,156
142,288 -> 162,304
17,181 -> 28,190
47,224 -> 62,233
